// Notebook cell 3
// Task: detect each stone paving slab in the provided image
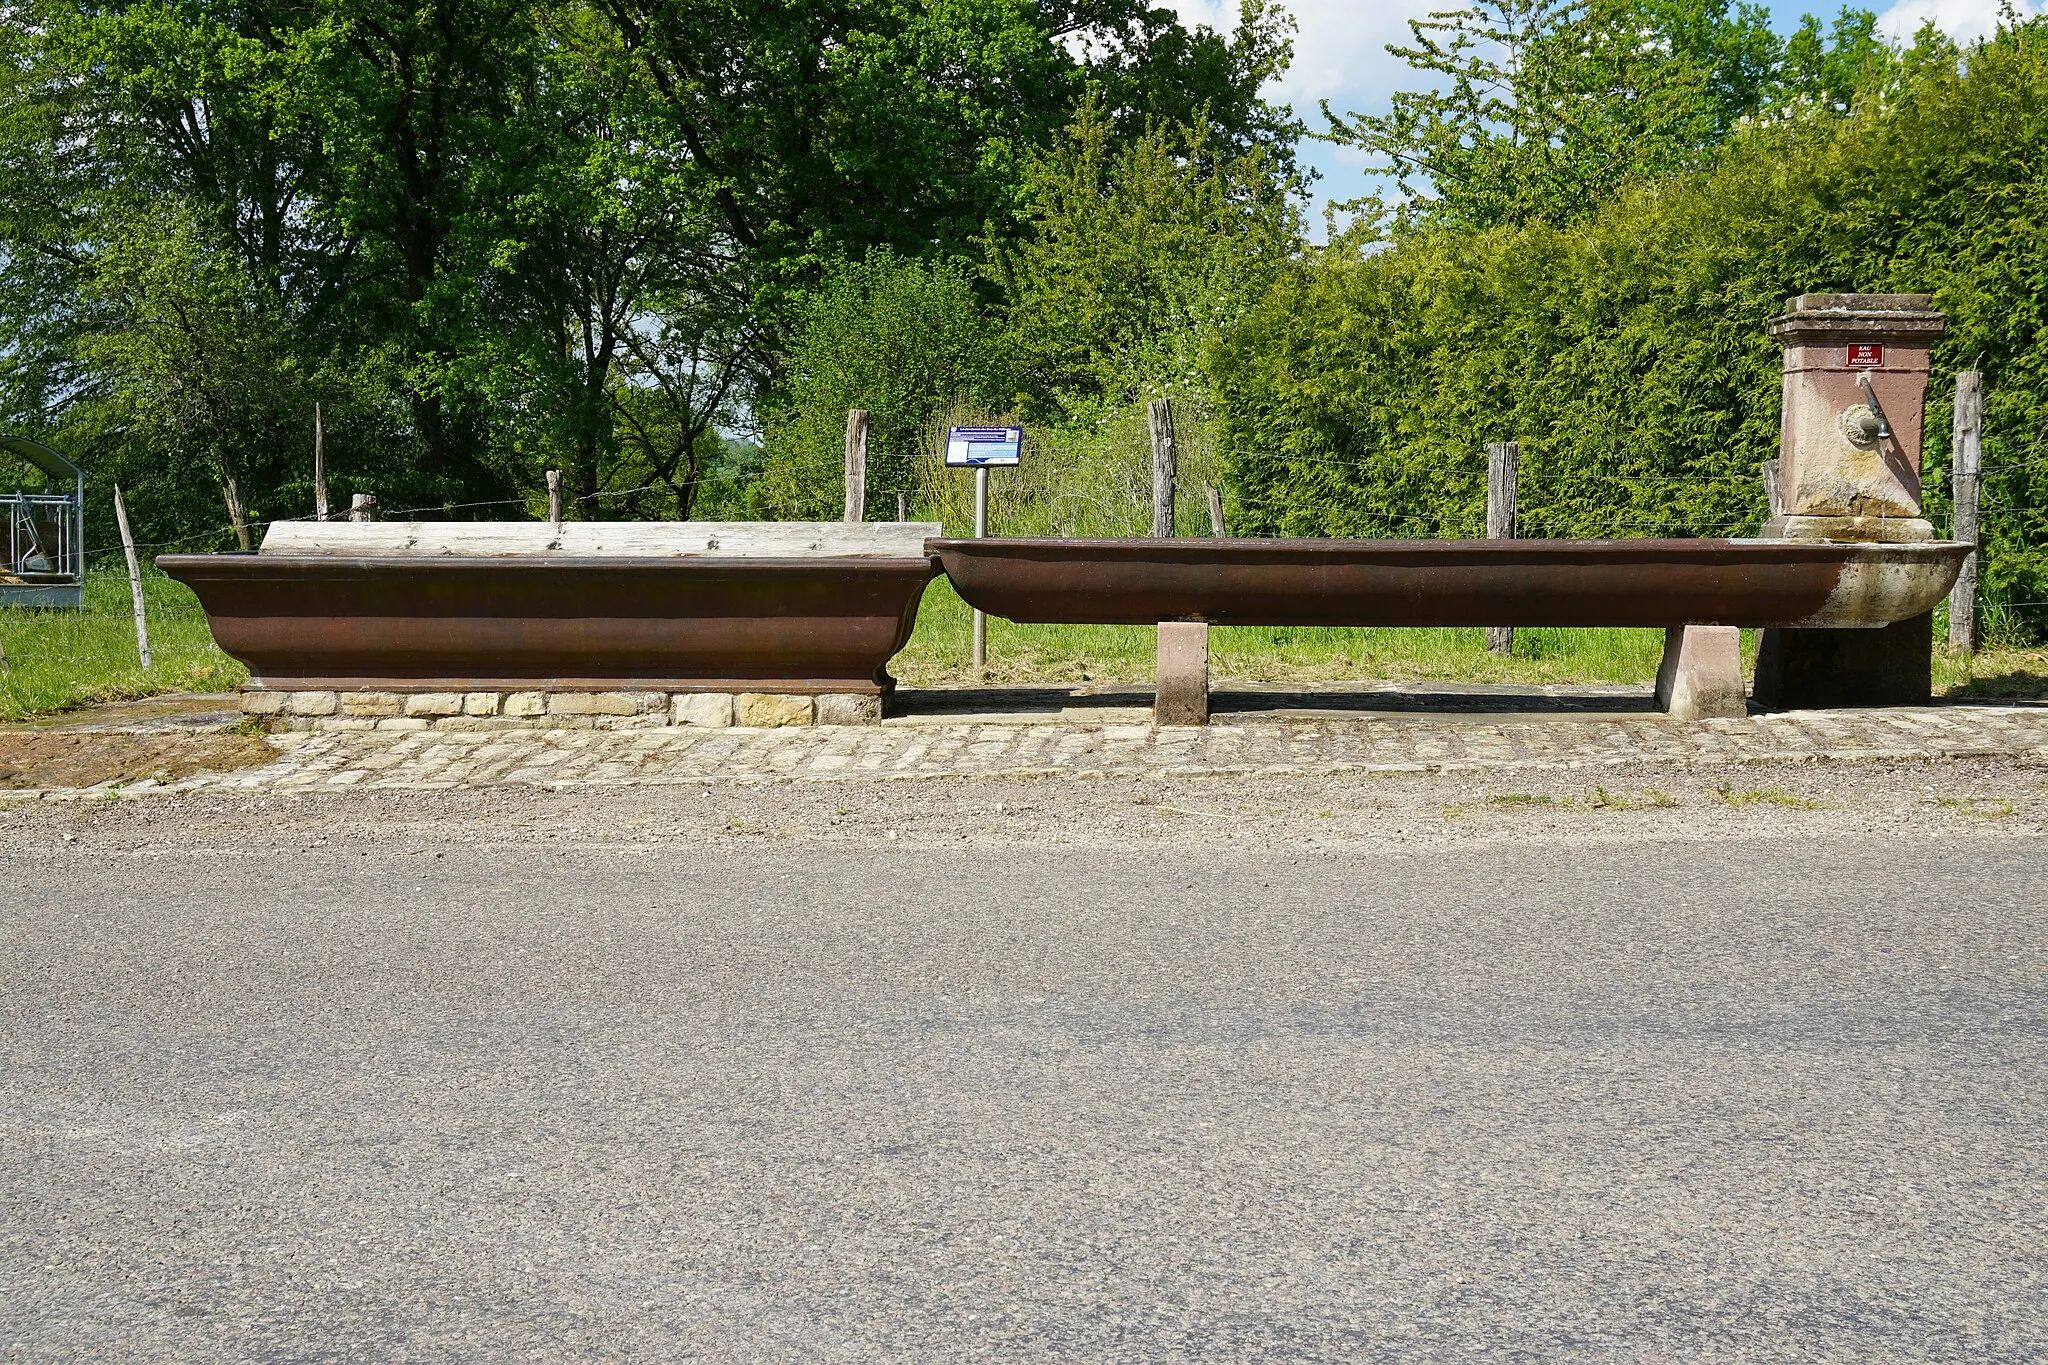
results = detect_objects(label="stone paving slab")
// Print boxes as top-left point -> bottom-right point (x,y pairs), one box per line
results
22,702 -> 2030,797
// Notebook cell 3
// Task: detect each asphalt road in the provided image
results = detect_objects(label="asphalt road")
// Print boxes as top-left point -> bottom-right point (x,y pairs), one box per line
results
3,789 -> 2044,1362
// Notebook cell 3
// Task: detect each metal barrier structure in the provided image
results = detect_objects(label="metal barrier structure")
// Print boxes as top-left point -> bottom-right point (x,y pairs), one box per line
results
0,435 -> 85,609
162,520 -> 943,727
160,293 -> 1979,729
929,536 -> 1968,724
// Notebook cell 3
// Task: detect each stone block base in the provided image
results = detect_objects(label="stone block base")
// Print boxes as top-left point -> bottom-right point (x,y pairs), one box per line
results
1753,613 -> 1933,709
1156,621 -> 1210,727
1761,515 -> 1935,544
244,688 -> 887,731
1655,625 -> 1747,721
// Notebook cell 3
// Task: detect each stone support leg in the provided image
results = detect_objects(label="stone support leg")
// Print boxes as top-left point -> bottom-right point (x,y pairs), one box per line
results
1655,625 -> 1747,720
1753,613 -> 1932,709
1155,622 -> 1210,727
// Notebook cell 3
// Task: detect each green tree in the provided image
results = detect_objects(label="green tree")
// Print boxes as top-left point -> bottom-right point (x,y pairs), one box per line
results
993,97 -> 1304,410
474,2 -> 757,518
1780,7 -> 1892,110
1213,15 -> 2048,635
1072,0 -> 1304,171
73,199 -> 308,549
313,0 -> 547,493
0,0 -> 1311,545
597,0 -> 1303,313
0,0 -> 476,535
757,251 -> 1012,520
1321,1 -> 1873,231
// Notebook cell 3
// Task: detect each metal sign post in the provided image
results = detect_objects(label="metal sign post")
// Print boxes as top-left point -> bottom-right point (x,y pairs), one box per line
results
972,466 -> 989,671
945,426 -> 1022,676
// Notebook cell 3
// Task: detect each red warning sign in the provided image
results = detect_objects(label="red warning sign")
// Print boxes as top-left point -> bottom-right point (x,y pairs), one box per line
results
1847,343 -> 1885,368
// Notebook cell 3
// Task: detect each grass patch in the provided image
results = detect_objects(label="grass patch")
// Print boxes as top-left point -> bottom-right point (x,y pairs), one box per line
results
1485,788 -> 1678,811
894,578 -> 1705,687
1936,646 -> 2048,700
1931,795 -> 2017,817
1585,785 -> 1678,810
0,567 -> 245,722
1712,782 -> 1818,809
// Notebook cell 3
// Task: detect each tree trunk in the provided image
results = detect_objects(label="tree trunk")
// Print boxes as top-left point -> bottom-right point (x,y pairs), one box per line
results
411,390 -> 448,477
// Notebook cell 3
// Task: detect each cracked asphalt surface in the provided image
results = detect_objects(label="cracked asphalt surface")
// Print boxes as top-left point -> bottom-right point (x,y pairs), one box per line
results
3,762 -> 2045,1361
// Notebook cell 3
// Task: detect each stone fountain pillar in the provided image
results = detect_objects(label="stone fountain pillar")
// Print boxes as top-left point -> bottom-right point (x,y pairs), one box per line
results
1762,293 -> 1946,543
1755,293 -> 1948,708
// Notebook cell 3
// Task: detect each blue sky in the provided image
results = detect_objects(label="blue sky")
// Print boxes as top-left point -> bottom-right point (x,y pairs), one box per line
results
1160,0 -> 2039,222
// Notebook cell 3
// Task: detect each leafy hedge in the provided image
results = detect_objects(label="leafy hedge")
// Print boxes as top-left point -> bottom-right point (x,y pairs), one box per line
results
1212,23 -> 2048,637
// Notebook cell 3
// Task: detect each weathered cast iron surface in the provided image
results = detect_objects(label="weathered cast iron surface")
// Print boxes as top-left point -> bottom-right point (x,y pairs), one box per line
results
158,555 -> 939,693
928,538 -> 1968,629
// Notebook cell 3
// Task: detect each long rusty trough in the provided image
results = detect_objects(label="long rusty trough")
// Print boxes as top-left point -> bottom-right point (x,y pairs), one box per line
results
161,522 -> 940,696
928,537 -> 1968,629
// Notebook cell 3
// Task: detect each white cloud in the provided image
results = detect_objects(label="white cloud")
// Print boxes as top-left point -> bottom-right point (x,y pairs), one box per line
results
1159,0 -> 1432,116
1164,0 -> 1434,231
1164,0 -> 2045,121
1876,0 -> 2040,43
1163,0 -> 2044,233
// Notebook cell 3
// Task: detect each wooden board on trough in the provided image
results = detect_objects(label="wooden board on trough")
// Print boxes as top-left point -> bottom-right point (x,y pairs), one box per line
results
260,521 -> 941,559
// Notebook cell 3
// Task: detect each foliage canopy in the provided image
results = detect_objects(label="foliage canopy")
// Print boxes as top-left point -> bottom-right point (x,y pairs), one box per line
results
1216,16 -> 2048,633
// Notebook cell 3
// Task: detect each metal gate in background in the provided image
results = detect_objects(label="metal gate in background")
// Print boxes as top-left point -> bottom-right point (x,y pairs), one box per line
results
0,435 -> 85,609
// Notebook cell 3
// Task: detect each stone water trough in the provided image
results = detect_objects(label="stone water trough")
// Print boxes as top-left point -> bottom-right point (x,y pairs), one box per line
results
928,537 -> 1966,630
160,521 -> 940,729
931,294 -> 1974,725
930,536 -> 1967,724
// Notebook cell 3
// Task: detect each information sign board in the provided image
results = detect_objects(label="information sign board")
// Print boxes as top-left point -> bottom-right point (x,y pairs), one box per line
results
1847,344 -> 1885,368
944,426 -> 1023,467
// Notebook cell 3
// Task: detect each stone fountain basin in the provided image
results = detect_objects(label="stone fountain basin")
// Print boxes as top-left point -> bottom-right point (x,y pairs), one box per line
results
927,538 -> 1968,629
160,521 -> 941,694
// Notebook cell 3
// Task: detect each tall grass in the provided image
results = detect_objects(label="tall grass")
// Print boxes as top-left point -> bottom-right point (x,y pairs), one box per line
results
914,397 -> 1226,538
0,566 -> 244,721
893,578 -> 1679,686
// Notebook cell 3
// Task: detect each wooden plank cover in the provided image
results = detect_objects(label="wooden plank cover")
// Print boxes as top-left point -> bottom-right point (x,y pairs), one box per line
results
260,520 -> 940,559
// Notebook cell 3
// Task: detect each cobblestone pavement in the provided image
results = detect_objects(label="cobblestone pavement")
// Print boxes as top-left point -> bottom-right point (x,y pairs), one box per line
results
22,697 -> 2032,796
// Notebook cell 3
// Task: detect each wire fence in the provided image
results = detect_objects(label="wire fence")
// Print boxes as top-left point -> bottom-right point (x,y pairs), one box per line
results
33,456 -> 2047,563
74,428 -> 2027,560
79,470 -> 770,560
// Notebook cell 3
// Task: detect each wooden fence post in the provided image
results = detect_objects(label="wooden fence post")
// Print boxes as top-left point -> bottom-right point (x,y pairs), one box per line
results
843,409 -> 869,523
546,469 -> 563,530
349,493 -> 378,523
313,402 -> 329,523
897,491 -> 907,522
1948,371 -> 1983,654
1486,441 -> 1519,656
113,483 -> 152,671
222,472 -> 253,552
1205,485 -> 1227,538
1762,458 -> 1783,520
1148,399 -> 1176,537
